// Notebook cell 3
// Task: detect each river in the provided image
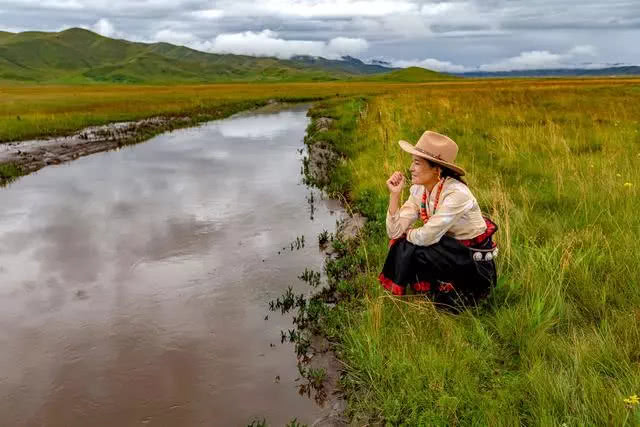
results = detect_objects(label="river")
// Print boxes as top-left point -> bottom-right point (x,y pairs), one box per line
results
0,104 -> 343,426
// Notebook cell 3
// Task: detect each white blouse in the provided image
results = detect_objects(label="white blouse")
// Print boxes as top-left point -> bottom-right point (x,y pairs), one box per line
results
386,178 -> 487,247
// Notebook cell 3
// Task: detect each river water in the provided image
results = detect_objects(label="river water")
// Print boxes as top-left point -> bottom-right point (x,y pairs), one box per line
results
0,105 -> 343,426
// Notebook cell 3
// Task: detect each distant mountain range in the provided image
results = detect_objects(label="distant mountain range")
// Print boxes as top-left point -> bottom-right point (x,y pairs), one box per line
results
455,66 -> 640,78
0,28 -> 637,84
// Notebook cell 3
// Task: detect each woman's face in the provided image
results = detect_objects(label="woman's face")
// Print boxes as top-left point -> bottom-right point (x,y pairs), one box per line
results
409,155 -> 440,185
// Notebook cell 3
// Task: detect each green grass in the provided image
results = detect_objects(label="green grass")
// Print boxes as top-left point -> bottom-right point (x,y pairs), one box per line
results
0,163 -> 23,185
365,66 -> 458,82
0,82 -> 398,142
308,80 -> 640,425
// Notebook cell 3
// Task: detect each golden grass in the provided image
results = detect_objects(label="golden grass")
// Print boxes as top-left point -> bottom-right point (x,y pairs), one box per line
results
310,77 -> 640,425
2,78 -> 639,142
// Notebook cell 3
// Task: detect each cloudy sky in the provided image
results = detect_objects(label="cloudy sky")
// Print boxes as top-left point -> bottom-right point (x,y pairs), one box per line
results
1,0 -> 639,72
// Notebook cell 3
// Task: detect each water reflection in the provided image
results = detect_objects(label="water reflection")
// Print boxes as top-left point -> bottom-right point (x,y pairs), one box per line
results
0,104 -> 338,426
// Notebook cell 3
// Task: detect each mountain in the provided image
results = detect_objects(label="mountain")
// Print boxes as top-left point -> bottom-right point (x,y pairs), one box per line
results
290,54 -> 394,74
365,66 -> 458,82
0,28 -> 398,83
456,66 -> 640,78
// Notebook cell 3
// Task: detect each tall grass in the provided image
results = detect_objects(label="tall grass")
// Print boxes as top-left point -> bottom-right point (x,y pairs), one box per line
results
2,79 -> 637,143
313,80 -> 640,425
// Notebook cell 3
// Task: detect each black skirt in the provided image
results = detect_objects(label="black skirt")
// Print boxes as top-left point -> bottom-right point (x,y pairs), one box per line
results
379,219 -> 498,313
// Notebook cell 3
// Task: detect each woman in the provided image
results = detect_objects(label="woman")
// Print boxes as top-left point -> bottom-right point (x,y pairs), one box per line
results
378,131 -> 498,312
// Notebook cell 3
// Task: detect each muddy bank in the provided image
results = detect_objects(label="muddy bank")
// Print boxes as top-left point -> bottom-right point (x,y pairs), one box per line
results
296,113 -> 368,426
0,116 -> 192,179
0,99 -> 292,185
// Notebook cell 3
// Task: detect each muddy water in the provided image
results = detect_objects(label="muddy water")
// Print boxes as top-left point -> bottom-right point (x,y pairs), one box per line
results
0,105 -> 343,426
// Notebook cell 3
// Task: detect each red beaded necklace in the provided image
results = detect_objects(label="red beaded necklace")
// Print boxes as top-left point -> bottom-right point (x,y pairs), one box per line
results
420,178 -> 445,222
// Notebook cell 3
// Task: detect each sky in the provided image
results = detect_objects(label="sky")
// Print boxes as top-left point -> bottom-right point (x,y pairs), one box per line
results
1,0 -> 639,72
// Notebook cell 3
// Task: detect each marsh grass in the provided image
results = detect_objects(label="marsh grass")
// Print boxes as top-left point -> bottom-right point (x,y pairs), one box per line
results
309,80 -> 640,425
2,79 -> 638,143
0,162 -> 23,185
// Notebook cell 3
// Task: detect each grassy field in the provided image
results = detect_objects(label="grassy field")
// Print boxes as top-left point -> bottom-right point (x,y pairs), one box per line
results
1,78 -> 637,143
307,78 -> 640,425
0,82 -> 416,142
3,77 -> 640,424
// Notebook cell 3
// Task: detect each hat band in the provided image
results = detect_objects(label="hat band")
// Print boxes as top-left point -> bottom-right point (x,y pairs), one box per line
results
414,146 -> 445,161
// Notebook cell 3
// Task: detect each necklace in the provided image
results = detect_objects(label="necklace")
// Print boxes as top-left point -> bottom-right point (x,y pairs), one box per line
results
420,178 -> 445,222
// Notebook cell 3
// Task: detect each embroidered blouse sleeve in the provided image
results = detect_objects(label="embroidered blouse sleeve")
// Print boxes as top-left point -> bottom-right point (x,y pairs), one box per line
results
386,185 -> 420,239
406,186 -> 475,246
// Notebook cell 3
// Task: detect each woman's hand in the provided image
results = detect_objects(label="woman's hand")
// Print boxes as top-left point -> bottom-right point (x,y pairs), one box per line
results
386,171 -> 405,194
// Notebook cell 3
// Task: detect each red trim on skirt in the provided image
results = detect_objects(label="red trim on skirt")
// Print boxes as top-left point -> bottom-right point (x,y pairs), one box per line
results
379,273 -> 405,295
379,273 -> 433,295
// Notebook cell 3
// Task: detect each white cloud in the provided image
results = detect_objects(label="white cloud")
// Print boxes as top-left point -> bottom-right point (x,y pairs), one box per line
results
92,18 -> 116,37
4,0 -> 639,68
154,28 -> 197,45
384,44 -> 606,73
191,9 -> 224,19
40,0 -> 83,9
568,45 -> 598,57
327,37 -> 369,56
390,57 -> 469,73
478,45 -> 599,71
232,0 -> 417,18
206,29 -> 369,59
420,2 -> 463,17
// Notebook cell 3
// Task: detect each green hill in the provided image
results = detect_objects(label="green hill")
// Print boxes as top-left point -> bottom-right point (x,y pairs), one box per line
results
366,66 -> 458,82
0,28 -> 408,84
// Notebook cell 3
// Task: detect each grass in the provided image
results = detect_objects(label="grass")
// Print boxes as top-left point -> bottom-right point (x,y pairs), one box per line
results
0,82 -> 375,142
0,163 -> 22,183
2,78 -> 638,143
2,76 -> 640,424
365,66 -> 459,82
306,78 -> 640,425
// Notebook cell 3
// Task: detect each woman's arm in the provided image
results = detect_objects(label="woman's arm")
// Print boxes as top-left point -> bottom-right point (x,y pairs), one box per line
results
386,172 -> 419,239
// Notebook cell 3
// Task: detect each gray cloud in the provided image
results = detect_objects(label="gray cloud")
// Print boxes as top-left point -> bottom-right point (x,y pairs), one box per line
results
1,0 -> 638,70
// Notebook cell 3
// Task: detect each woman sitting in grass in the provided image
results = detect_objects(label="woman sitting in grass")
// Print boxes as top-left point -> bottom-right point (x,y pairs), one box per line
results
379,131 -> 498,312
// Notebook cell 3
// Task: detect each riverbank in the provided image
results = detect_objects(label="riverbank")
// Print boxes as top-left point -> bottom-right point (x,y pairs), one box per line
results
0,98 -> 319,185
302,81 -> 640,424
3,79 -> 639,185
0,100 -> 323,185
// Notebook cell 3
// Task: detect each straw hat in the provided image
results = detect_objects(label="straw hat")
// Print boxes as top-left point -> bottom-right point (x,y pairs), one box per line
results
398,131 -> 466,176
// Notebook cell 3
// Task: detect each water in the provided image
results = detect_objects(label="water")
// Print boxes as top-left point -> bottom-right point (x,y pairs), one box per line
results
0,105 -> 343,426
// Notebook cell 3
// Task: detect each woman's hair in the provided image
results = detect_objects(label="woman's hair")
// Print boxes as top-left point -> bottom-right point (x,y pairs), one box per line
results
427,160 -> 467,185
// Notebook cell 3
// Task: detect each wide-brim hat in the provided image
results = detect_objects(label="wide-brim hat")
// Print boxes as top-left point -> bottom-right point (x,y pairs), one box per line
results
398,130 -> 466,176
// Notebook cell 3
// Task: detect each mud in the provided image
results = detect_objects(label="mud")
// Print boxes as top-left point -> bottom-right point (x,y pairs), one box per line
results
0,116 -> 194,176
302,116 -> 368,426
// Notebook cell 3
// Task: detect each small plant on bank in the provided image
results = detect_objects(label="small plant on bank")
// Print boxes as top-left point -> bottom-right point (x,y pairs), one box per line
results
298,268 -> 321,288
246,418 -> 267,427
318,229 -> 331,247
0,163 -> 23,186
285,418 -> 307,427
297,364 -> 328,404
